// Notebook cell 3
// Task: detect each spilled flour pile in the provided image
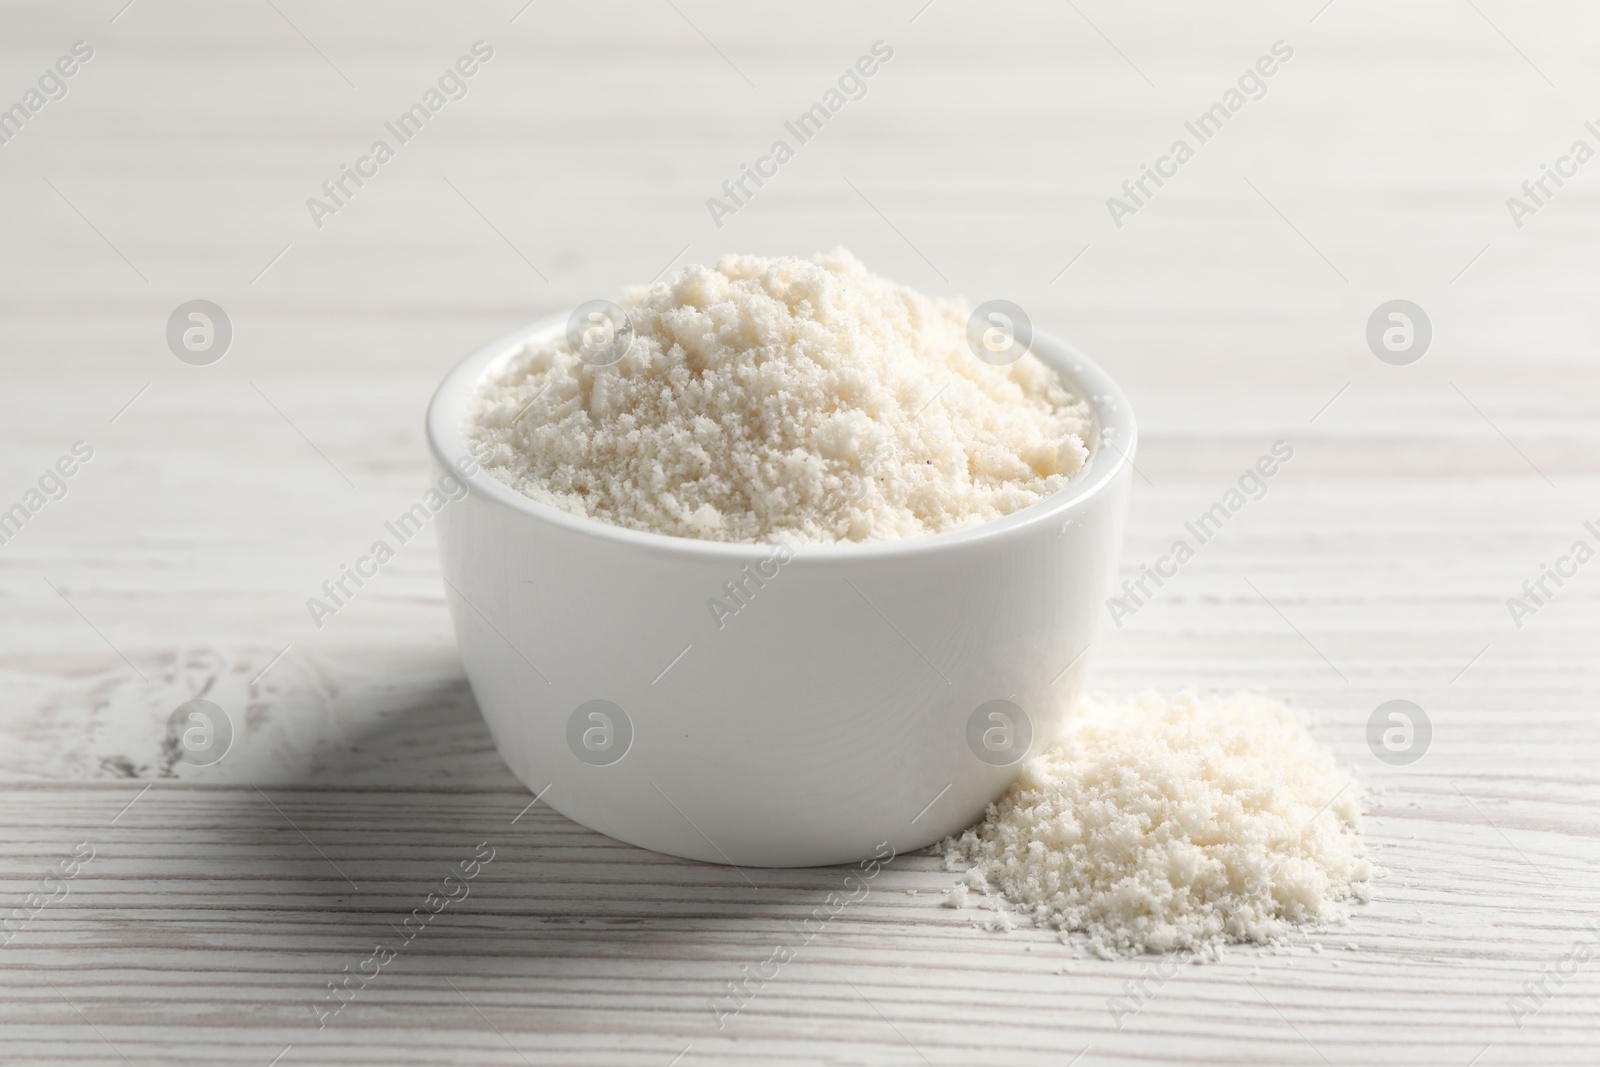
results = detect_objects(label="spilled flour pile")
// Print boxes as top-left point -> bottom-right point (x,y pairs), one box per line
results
943,691 -> 1371,957
464,249 -> 1092,544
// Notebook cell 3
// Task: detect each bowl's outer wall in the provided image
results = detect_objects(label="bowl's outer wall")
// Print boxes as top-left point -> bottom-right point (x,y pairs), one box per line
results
430,322 -> 1135,867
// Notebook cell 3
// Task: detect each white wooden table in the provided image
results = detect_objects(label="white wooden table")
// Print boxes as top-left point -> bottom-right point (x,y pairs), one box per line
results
2,1 -> 1597,1063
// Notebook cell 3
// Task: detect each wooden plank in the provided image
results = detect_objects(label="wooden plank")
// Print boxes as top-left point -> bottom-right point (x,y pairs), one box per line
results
2,0 -> 1598,1062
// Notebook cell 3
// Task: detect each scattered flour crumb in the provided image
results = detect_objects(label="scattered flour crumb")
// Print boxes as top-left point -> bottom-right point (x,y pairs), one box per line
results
464,249 -> 1093,544
942,690 -> 1371,956
943,884 -> 969,908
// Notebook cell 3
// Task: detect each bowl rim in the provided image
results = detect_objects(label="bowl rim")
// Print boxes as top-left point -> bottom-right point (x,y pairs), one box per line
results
425,311 -> 1136,561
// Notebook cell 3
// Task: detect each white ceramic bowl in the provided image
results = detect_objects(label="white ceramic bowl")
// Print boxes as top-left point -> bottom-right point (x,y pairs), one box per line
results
426,314 -> 1134,867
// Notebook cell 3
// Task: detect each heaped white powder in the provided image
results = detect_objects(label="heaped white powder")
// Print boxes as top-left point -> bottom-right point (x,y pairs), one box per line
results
942,691 -> 1371,957
464,249 -> 1092,543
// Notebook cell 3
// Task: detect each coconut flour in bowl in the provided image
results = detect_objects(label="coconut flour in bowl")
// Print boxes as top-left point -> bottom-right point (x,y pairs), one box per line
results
463,249 -> 1093,544
450,253 -> 1370,951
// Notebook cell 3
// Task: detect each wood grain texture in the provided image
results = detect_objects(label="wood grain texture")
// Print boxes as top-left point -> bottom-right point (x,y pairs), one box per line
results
2,0 -> 1598,1063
